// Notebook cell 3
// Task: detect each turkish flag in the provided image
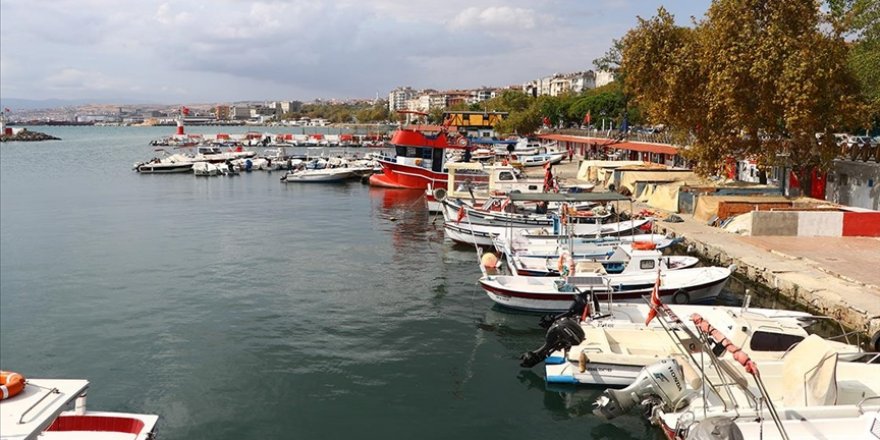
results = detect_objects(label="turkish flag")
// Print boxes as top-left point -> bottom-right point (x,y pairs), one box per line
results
583,111 -> 591,125
644,270 -> 662,325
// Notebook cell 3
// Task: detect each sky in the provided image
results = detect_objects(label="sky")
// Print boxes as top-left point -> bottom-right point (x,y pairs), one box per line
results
0,0 -> 709,104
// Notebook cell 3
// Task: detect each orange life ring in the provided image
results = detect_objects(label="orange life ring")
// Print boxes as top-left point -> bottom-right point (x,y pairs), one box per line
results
0,370 -> 26,400
632,241 -> 657,250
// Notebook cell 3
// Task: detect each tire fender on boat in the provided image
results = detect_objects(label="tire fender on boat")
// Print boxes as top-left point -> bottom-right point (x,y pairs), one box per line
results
0,370 -> 26,400
433,187 -> 447,202
672,290 -> 690,304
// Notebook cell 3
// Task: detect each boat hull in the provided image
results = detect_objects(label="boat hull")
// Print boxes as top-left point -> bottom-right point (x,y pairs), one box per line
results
478,269 -> 730,312
369,159 -> 448,190
136,163 -> 193,173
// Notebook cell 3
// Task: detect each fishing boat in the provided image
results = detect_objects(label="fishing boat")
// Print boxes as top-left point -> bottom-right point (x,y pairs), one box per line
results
593,315 -> 880,440
0,372 -> 158,439
444,218 -> 650,247
368,112 -> 467,189
526,300 -> 861,386
478,264 -> 732,312
518,152 -> 566,167
133,152 -> 194,173
192,161 -> 222,176
501,241 -> 699,277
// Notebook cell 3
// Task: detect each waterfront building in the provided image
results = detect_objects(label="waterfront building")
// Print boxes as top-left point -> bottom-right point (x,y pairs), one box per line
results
215,105 -> 230,121
230,106 -> 251,120
388,86 -> 416,113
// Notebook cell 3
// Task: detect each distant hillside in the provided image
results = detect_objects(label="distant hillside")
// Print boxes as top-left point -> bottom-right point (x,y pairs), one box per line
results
0,97 -> 158,110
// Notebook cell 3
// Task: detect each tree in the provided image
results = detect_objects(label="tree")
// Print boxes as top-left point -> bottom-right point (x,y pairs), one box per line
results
620,2 -> 870,182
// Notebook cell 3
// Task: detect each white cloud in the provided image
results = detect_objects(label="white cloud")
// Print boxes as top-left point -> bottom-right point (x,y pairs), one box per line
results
450,6 -> 537,31
0,0 -> 713,102
155,2 -> 192,25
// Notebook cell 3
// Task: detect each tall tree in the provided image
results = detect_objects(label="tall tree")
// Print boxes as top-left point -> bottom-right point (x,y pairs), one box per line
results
621,1 -> 869,179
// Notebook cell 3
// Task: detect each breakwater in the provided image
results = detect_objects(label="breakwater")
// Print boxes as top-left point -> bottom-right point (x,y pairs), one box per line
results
1,128 -> 60,142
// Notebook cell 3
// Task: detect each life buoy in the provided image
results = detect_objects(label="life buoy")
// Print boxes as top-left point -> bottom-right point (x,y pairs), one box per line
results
632,241 -> 657,251
432,187 -> 447,202
0,371 -> 25,400
672,290 -> 690,304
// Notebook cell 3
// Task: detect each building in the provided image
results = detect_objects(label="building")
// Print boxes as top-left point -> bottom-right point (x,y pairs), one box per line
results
522,70 -> 608,97
595,70 -> 615,88
468,88 -> 496,104
388,87 -> 416,113
230,106 -> 251,120
215,105 -> 230,121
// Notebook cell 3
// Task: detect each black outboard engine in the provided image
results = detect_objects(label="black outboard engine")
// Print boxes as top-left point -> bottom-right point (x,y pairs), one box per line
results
520,317 -> 585,368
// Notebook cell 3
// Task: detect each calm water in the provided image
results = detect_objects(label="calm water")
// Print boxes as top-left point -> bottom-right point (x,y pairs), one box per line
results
0,126 -> 666,439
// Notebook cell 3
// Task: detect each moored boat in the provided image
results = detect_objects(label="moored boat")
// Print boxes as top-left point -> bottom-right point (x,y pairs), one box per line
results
478,265 -> 732,312
0,372 -> 158,440
368,112 -> 467,189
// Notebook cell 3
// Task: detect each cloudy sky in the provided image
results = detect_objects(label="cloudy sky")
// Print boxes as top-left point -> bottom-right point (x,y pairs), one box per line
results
0,0 -> 708,104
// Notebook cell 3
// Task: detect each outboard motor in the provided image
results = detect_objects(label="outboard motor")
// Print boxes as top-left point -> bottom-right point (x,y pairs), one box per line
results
520,317 -> 585,368
593,358 -> 689,420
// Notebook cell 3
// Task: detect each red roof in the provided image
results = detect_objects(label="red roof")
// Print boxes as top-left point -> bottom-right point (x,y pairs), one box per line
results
539,134 -> 679,155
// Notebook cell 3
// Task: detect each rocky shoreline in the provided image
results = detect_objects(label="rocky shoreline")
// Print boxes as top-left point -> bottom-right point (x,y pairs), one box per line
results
0,128 -> 60,142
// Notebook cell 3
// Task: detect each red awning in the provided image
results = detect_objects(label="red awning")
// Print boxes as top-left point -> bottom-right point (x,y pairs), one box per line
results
538,134 -> 679,155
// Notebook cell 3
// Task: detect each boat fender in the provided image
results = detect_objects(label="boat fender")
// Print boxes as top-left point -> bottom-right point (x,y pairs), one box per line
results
0,370 -> 26,400
672,290 -> 690,304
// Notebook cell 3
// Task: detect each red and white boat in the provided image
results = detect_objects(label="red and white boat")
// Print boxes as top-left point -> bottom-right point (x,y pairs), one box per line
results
368,117 -> 467,190
0,372 -> 158,439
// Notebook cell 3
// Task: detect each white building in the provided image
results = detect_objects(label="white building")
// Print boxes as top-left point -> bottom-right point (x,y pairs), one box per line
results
467,88 -> 496,104
523,70 -> 607,97
388,87 -> 416,113
595,70 -> 615,88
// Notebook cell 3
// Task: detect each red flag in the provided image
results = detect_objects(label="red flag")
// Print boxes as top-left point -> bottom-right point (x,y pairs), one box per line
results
455,205 -> 466,224
644,269 -> 662,325
583,111 -> 591,125
182,106 -> 190,116
542,116 -> 551,127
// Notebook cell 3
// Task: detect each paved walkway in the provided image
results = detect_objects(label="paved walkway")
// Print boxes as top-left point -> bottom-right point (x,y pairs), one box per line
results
541,159 -> 880,339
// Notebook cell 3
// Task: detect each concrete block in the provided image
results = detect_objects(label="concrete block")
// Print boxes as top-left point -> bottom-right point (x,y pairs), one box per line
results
796,211 -> 843,236
751,211 -> 798,236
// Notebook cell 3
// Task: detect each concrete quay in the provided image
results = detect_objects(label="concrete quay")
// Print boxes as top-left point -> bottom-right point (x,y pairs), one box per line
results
537,160 -> 880,344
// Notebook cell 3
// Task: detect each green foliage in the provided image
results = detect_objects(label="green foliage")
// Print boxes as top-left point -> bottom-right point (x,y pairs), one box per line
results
619,1 -> 871,177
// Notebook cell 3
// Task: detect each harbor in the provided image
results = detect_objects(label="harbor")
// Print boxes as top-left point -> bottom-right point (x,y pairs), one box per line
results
2,0 -> 879,438
2,123 -> 878,439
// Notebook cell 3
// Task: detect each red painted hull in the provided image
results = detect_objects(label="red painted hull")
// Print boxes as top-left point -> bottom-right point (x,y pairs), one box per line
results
369,159 -> 449,190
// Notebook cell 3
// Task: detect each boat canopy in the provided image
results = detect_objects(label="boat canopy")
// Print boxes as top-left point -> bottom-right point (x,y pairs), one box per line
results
507,192 -> 631,202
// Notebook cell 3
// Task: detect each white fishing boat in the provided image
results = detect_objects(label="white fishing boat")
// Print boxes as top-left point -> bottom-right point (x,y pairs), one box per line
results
0,372 -> 158,439
519,152 -> 566,167
133,152 -> 194,174
444,218 -> 650,247
281,167 -> 358,183
502,241 -> 699,277
192,161 -> 222,176
526,301 -> 861,386
478,265 -> 732,312
593,324 -> 880,440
